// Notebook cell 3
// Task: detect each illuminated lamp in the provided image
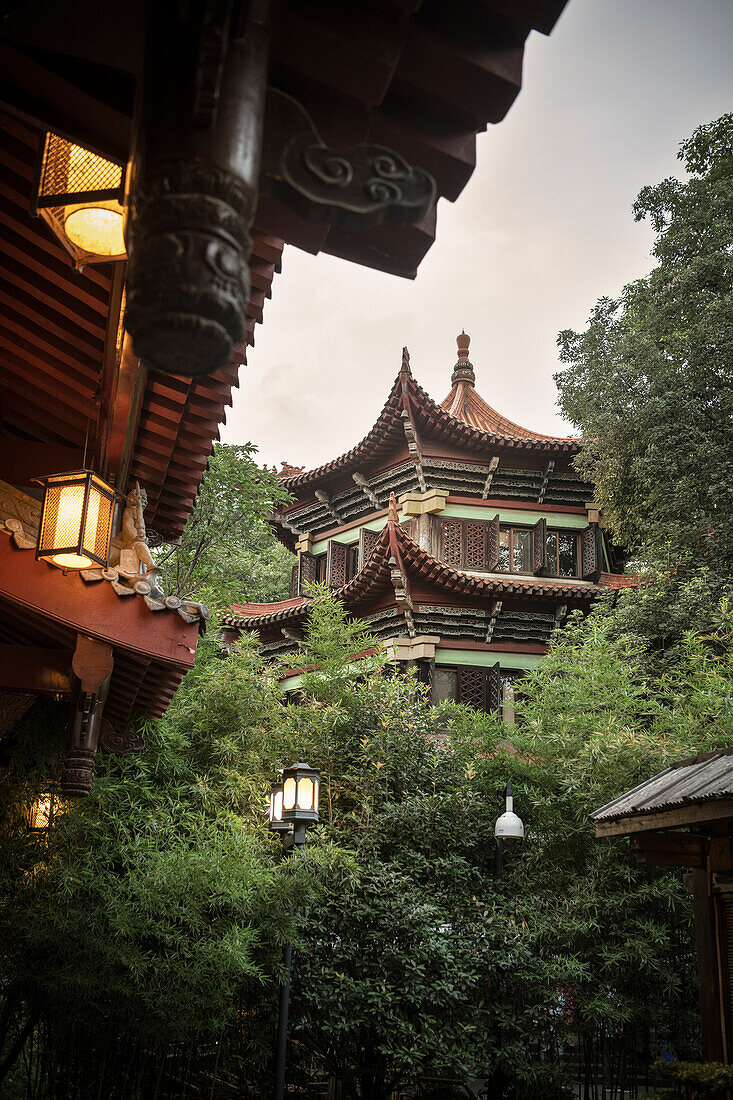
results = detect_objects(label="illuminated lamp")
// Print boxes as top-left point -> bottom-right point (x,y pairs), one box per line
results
33,132 -> 126,266
34,470 -> 116,571
281,760 -> 320,826
28,793 -> 56,832
268,782 -> 292,835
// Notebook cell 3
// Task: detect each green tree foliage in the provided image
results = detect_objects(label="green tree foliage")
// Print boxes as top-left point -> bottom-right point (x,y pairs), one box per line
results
3,596 -> 732,1096
556,114 -> 733,578
153,442 -> 294,607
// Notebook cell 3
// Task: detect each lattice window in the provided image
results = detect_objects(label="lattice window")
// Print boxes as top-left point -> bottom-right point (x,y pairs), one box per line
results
459,668 -> 486,709
441,519 -> 464,568
464,522 -> 486,570
298,553 -> 317,594
433,669 -> 458,704
359,527 -> 379,569
290,563 -> 298,598
326,540 -> 348,588
582,524 -> 600,580
487,514 -> 500,570
533,517 -> 547,575
488,662 -> 502,713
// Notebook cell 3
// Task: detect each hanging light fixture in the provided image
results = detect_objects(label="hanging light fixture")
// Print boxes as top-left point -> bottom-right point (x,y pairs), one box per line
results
32,132 -> 126,266
28,793 -> 57,832
494,780 -> 525,843
34,470 -> 116,571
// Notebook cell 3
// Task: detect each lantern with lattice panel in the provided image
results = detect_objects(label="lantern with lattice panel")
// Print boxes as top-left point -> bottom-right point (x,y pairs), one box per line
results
34,470 -> 116,571
33,132 -> 126,266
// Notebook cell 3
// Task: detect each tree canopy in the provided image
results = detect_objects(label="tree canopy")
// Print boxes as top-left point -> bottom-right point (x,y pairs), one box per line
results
557,114 -> 733,579
5,595 -> 733,1097
153,442 -> 294,607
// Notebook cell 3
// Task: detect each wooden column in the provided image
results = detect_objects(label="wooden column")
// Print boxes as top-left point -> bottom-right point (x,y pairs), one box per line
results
62,635 -> 114,798
125,0 -> 271,377
693,868 -> 726,1061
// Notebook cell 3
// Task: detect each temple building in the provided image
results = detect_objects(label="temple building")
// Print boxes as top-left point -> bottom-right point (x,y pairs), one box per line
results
224,334 -> 632,715
0,2 -> 570,792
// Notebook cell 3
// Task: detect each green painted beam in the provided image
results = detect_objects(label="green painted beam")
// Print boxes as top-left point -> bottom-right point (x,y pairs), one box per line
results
435,648 -> 543,670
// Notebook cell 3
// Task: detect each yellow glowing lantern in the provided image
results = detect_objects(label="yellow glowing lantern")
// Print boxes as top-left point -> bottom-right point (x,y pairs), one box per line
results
281,760 -> 320,826
34,470 -> 116,571
33,132 -> 126,266
28,794 -> 55,832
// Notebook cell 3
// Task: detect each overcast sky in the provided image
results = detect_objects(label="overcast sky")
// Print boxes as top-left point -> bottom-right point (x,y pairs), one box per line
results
222,0 -> 733,471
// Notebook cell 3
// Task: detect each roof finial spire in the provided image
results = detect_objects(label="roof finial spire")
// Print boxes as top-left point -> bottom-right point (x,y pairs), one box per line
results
451,331 -> 475,388
400,346 -> 411,375
388,491 -> 399,524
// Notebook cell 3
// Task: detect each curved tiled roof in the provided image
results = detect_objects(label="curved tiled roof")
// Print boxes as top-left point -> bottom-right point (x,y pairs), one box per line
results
439,332 -> 576,443
224,504 -> 616,631
440,379 -> 575,443
280,341 -> 580,494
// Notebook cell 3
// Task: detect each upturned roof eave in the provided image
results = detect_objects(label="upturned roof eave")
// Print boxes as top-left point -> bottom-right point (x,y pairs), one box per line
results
277,367 -> 581,499
224,515 -> 602,630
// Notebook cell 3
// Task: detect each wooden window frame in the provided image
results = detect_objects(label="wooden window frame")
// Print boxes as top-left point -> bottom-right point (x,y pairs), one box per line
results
498,524 -> 534,575
544,529 -> 581,579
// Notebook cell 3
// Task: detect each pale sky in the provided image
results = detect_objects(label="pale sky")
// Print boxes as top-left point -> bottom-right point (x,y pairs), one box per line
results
223,0 -> 733,471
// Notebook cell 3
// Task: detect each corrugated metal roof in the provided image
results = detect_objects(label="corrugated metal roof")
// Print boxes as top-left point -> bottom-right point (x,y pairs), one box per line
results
591,750 -> 733,824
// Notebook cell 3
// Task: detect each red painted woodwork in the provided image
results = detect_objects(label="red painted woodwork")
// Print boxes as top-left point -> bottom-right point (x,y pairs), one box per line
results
0,536 -> 198,668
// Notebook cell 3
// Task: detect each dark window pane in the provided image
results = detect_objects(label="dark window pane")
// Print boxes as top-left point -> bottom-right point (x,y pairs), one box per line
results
346,545 -> 359,581
433,669 -> 458,704
513,530 -> 532,572
315,554 -> 327,582
545,532 -> 558,575
498,528 -> 510,571
558,533 -> 577,577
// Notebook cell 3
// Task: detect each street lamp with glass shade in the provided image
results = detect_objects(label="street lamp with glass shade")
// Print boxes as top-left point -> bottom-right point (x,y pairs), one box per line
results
34,470 -> 116,571
268,761 -> 321,1100
281,760 -> 320,826
33,132 -> 126,267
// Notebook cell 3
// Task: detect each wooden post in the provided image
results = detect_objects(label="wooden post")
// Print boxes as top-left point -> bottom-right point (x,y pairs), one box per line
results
61,635 -> 114,798
693,868 -> 726,1061
126,0 -> 271,376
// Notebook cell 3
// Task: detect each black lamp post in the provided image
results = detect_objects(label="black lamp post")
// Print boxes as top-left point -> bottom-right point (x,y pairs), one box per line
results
269,760 -> 320,1100
494,780 -> 524,879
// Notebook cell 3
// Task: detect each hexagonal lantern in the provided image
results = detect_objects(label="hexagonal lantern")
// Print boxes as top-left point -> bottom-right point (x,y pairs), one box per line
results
33,132 -> 126,267
281,760 -> 320,826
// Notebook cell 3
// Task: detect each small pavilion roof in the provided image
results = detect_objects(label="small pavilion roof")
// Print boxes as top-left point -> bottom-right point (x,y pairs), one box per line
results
279,335 -> 579,494
225,496 -> 627,631
591,749 -> 733,837
440,332 -> 575,442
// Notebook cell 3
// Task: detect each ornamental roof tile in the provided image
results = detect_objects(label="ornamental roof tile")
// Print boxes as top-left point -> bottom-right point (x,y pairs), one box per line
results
441,332 -> 576,442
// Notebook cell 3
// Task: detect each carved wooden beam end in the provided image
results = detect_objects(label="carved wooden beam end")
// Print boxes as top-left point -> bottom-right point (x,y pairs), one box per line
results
62,636 -> 114,798
125,0 -> 270,377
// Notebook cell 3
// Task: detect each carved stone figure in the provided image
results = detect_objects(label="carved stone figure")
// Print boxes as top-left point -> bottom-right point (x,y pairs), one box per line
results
109,482 -> 159,577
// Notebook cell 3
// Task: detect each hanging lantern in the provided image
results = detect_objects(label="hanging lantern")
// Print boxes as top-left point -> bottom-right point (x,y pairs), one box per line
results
28,793 -> 56,832
494,780 -> 525,844
34,470 -> 116,571
33,132 -> 126,266
281,760 -> 320,826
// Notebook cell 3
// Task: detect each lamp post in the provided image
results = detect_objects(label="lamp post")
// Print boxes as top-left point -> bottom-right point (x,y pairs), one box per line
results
494,780 -> 524,879
269,761 -> 320,1100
